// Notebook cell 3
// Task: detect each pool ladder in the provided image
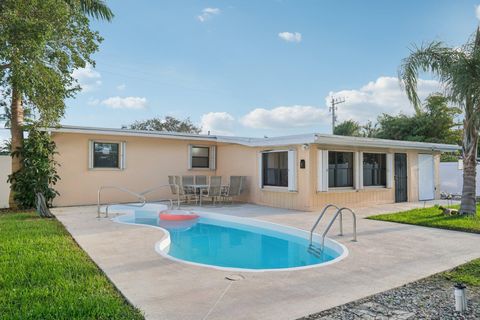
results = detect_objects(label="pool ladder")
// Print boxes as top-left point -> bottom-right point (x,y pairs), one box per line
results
97,185 -> 174,218
308,204 -> 357,257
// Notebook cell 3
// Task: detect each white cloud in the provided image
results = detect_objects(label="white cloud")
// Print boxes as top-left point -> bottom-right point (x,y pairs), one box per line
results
325,76 -> 442,123
200,112 -> 235,135
241,105 -> 328,129
475,4 -> 480,20
87,98 -> 100,106
116,84 -> 126,91
278,32 -> 302,43
197,7 -> 220,22
72,64 -> 101,92
100,96 -> 147,109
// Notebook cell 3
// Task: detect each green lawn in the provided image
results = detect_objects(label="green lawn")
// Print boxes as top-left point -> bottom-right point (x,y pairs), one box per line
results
443,258 -> 480,286
368,204 -> 480,234
0,211 -> 144,320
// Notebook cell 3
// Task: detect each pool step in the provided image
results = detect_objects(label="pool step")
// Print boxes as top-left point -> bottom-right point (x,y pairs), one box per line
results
307,244 -> 323,258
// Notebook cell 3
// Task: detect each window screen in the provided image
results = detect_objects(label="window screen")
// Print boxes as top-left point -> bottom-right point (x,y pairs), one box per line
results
262,152 -> 288,187
93,142 -> 119,168
191,146 -> 210,168
363,153 -> 386,186
328,151 -> 354,187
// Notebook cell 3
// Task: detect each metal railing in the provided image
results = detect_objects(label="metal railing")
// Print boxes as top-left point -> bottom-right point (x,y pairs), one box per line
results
308,204 -> 357,253
97,184 -> 173,218
309,204 -> 340,245
320,207 -> 357,249
139,184 -> 175,208
97,186 -> 146,218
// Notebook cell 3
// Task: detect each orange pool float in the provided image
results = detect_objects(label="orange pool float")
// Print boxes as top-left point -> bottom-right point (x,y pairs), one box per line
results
158,209 -> 199,221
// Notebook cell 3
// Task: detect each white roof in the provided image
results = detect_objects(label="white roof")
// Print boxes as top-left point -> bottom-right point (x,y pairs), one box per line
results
48,125 -> 460,152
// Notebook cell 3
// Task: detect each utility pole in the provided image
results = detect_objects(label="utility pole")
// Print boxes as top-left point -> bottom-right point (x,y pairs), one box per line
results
329,96 -> 345,134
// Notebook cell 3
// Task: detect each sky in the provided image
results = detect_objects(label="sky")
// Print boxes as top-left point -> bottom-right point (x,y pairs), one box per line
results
52,0 -> 480,138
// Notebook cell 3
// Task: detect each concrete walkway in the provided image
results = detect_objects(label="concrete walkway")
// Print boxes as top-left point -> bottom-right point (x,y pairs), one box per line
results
53,201 -> 480,320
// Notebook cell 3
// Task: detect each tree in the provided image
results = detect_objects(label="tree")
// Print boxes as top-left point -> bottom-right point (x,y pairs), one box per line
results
400,29 -> 480,216
0,0 -> 106,208
375,94 -> 462,145
334,120 -> 361,136
130,116 -> 201,134
361,120 -> 379,138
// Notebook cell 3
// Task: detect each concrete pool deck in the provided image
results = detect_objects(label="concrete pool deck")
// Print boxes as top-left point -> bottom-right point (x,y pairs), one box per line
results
53,201 -> 480,320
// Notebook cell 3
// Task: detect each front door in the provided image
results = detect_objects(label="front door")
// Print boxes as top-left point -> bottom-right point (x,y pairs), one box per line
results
394,153 -> 408,202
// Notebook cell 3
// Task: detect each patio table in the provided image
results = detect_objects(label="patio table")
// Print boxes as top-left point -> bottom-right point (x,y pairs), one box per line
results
184,184 -> 208,191
184,184 -> 208,205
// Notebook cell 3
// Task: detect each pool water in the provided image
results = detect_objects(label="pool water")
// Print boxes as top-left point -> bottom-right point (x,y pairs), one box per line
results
115,210 -> 345,271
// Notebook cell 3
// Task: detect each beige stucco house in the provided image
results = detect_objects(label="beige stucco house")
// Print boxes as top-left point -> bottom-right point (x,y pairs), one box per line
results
49,125 -> 459,211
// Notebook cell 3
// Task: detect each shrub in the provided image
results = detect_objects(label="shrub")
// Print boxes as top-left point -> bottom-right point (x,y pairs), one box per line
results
8,128 -> 60,208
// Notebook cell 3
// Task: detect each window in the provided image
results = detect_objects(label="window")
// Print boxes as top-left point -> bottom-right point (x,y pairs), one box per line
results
363,153 -> 386,186
328,151 -> 354,188
262,151 -> 288,187
191,146 -> 210,168
93,142 -> 120,168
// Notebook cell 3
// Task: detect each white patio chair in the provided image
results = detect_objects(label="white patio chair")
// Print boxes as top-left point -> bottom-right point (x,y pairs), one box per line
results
200,176 -> 222,206
221,176 -> 244,204
195,175 -> 207,185
181,175 -> 197,204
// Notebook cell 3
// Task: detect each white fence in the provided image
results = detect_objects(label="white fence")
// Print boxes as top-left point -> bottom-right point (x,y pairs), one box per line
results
0,155 -> 9,208
439,162 -> 480,196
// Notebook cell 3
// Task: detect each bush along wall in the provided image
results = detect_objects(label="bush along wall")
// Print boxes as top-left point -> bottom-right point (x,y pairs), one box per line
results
8,128 -> 60,209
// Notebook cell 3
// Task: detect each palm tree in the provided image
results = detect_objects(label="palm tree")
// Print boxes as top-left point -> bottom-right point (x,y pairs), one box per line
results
66,0 -> 114,21
399,28 -> 480,216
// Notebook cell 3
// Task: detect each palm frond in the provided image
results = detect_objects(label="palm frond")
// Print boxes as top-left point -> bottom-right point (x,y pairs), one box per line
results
65,0 -> 114,21
399,42 -> 461,113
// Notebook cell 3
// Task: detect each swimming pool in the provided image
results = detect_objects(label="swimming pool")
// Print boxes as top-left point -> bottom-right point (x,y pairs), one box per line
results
112,206 -> 347,271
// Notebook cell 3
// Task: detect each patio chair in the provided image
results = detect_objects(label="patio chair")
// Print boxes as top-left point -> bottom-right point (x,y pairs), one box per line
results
168,175 -> 191,208
181,175 -> 197,204
200,176 -> 222,206
168,175 -> 182,207
194,175 -> 207,186
221,176 -> 244,204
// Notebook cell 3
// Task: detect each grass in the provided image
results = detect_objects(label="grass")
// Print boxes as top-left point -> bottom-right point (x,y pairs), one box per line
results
367,204 -> 480,234
443,258 -> 480,287
0,211 -> 144,320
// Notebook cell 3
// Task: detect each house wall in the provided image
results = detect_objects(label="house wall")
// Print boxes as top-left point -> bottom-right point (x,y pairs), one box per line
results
52,132 -> 217,206
51,132 -> 442,210
217,143 -> 440,211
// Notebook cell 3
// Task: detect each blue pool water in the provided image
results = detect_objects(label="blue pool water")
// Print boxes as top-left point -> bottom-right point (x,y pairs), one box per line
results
116,210 -> 343,270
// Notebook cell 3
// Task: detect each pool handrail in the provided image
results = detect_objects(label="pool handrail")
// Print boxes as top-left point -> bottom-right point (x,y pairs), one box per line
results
309,204 -> 340,245
97,186 -> 146,218
320,207 -> 357,249
139,184 -> 175,208
97,185 -> 176,218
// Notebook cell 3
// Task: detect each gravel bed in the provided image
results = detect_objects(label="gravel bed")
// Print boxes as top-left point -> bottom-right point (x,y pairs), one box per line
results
299,276 -> 480,320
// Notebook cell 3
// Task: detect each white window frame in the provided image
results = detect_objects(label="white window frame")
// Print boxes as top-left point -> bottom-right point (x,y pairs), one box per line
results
362,151 -> 388,188
318,149 -> 394,191
188,145 -> 216,170
88,140 -> 126,170
259,149 -> 297,192
326,149 -> 356,190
